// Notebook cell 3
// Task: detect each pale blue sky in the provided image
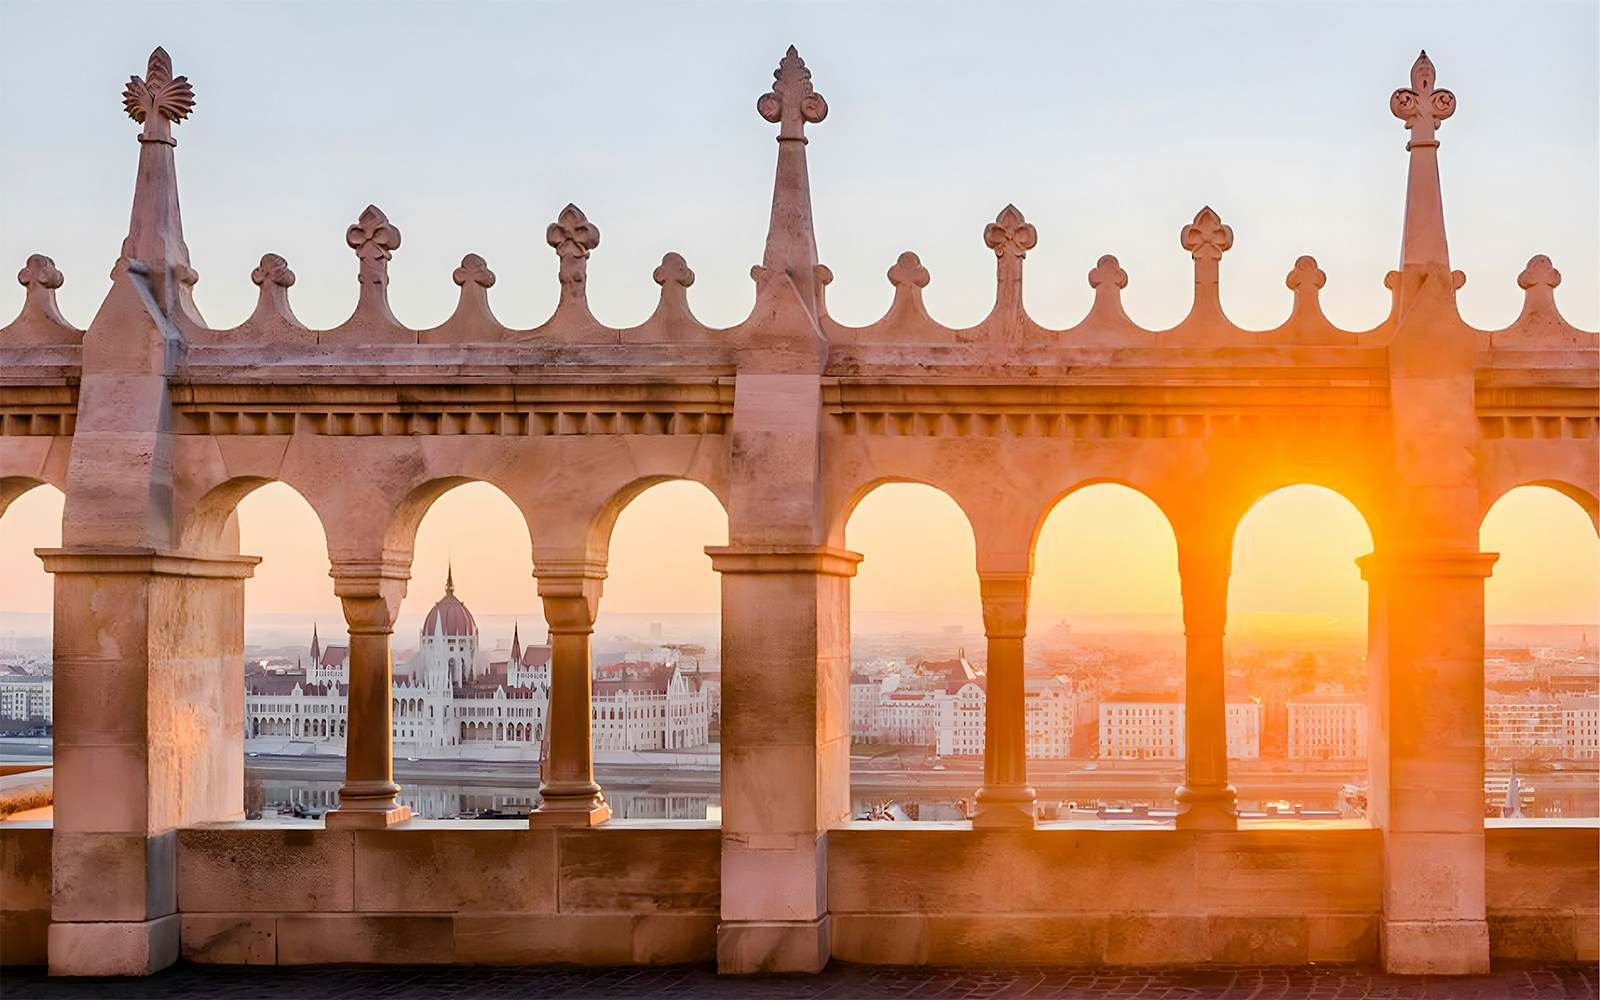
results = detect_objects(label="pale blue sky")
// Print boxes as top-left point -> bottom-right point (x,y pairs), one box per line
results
1,1 -> 1596,333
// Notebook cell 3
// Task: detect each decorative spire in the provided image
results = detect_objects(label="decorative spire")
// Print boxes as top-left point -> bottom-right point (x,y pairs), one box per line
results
115,46 -> 201,324
1180,206 -> 1232,321
984,205 -> 1036,322
4,254 -> 78,342
510,622 -> 522,665
757,45 -> 828,143
546,204 -> 600,317
344,205 -> 403,325
122,47 -> 195,146
1391,51 -> 1455,272
756,46 -> 827,320
310,623 -> 321,664
445,563 -> 455,596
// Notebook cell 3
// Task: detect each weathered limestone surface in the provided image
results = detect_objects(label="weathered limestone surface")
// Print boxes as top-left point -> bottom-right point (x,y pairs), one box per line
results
0,45 -> 1595,976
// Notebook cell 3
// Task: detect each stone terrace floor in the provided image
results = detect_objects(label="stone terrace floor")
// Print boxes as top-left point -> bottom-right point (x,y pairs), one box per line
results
1,963 -> 1595,999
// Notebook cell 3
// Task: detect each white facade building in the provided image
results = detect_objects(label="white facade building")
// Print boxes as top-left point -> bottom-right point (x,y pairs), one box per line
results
851,657 -> 1082,759
1098,696 -> 1261,760
0,675 -> 51,723
1561,695 -> 1599,760
1287,694 -> 1367,760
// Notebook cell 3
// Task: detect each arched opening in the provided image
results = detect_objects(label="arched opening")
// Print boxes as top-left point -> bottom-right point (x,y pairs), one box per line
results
229,480 -> 340,818
593,480 -> 725,817
1030,484 -> 1181,821
0,481 -> 61,752
387,481 -> 537,814
1232,484 -> 1373,819
1481,485 -> 1600,819
844,482 -> 979,822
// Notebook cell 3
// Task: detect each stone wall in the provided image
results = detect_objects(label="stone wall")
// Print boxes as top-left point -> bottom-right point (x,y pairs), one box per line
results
0,822 -> 52,966
1484,820 -> 1599,962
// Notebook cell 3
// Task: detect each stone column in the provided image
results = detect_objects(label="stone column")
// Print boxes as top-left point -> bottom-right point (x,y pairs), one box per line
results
1360,550 -> 1495,973
529,560 -> 610,826
325,565 -> 411,829
1174,539 -> 1237,829
708,544 -> 860,974
973,572 -> 1035,828
39,548 -> 257,975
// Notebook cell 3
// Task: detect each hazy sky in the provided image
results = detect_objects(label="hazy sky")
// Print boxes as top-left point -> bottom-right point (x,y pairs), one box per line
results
1,3 -> 1596,633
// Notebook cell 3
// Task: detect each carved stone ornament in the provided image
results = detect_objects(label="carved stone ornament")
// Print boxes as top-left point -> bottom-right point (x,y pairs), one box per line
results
1390,50 -> 1455,145
1518,255 -> 1560,290
984,205 -> 1037,259
1088,254 -> 1128,290
251,253 -> 294,288
1181,207 -> 1233,261
122,47 -> 195,144
453,253 -> 496,288
346,206 -> 402,286
547,204 -> 600,286
17,254 -> 64,291
888,251 -> 930,290
1286,255 -> 1326,291
653,252 -> 695,288
757,45 -> 828,140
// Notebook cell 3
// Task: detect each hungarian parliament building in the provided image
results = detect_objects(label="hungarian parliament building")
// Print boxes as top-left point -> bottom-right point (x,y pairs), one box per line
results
244,572 -> 713,760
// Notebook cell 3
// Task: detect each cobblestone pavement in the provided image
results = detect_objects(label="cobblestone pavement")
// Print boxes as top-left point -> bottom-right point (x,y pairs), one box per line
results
1,963 -> 1595,1000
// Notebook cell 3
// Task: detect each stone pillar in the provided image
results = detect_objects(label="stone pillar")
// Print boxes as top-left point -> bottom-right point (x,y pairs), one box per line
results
324,566 -> 411,829
973,572 -> 1034,828
39,548 -> 257,975
1360,550 -> 1496,974
708,544 -> 859,974
1174,540 -> 1237,829
529,560 -> 610,826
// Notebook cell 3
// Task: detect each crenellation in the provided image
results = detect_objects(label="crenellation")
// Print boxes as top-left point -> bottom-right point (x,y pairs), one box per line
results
0,254 -> 82,347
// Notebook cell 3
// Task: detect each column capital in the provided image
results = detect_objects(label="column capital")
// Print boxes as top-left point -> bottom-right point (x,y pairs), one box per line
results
1357,549 -> 1498,582
536,560 -> 607,632
36,546 -> 259,579
705,544 -> 862,577
978,572 -> 1030,639
329,559 -> 410,631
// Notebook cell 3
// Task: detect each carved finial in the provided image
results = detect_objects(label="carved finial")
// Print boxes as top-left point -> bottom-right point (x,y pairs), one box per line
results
985,205 -> 1037,259
888,251 -> 930,290
122,47 -> 195,145
251,253 -> 295,288
758,45 -> 828,142
453,253 -> 496,288
1087,254 -> 1128,290
1518,255 -> 1560,290
547,204 -> 600,288
1181,207 -> 1233,261
17,254 -> 64,291
346,205 -> 402,287
1391,50 -> 1455,146
1286,255 -> 1326,292
653,252 -> 695,288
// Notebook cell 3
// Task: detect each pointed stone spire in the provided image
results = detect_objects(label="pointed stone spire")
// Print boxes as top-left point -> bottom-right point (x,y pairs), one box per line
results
1391,50 -> 1456,270
755,46 -> 828,318
445,563 -> 455,597
310,624 -> 321,665
116,46 -> 202,323
510,622 -> 522,666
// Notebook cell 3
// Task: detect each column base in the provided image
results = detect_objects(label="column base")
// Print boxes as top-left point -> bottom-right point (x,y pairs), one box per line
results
1381,918 -> 1490,975
528,801 -> 612,827
972,785 -> 1036,828
324,804 -> 412,830
1174,783 -> 1237,830
48,915 -> 180,976
717,916 -> 829,973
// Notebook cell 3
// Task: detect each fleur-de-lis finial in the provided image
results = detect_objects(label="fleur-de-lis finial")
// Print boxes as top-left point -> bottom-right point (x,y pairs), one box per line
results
1390,50 -> 1455,146
547,204 -> 600,287
887,251 -> 930,290
346,206 -> 402,287
122,47 -> 195,145
758,45 -> 828,141
1181,207 -> 1233,261
453,253 -> 496,289
984,205 -> 1037,259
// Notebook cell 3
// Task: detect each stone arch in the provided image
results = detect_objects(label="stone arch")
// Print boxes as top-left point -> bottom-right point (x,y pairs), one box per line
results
1482,479 -> 1599,536
177,476 -> 335,558
0,478 -> 63,620
1228,484 -> 1375,621
1481,484 -> 1600,632
828,475 -> 985,553
1028,478 -> 1182,573
0,474 -> 62,522
583,475 -> 728,566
